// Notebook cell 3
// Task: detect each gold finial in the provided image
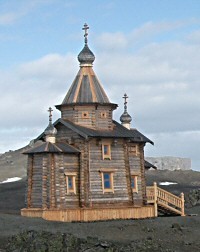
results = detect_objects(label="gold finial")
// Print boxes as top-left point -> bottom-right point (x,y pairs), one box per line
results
47,107 -> 53,123
82,23 -> 89,44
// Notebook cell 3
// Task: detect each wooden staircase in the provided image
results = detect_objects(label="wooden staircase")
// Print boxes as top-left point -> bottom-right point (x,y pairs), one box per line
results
146,182 -> 185,217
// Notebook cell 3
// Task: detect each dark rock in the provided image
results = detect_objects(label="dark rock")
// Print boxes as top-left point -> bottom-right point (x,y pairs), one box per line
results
171,223 -> 182,231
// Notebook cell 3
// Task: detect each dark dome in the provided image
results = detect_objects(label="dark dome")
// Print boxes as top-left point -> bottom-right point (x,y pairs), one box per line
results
120,111 -> 132,124
44,122 -> 57,136
78,44 -> 95,65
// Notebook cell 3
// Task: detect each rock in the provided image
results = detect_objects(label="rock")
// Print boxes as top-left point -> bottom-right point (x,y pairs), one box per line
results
171,223 -> 182,231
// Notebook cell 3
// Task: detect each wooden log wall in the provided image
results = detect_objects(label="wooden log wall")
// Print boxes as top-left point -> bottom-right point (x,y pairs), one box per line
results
127,143 -> 143,206
30,154 -> 43,208
60,105 -> 114,130
89,139 -> 130,205
139,144 -> 147,204
62,154 -> 80,208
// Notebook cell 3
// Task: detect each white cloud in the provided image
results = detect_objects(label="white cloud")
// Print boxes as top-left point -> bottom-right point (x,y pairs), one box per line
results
0,0 -> 54,25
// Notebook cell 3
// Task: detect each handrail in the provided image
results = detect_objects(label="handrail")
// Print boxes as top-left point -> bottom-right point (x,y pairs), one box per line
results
146,182 -> 185,216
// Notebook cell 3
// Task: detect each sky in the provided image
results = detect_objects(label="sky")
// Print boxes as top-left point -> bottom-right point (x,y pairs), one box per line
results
0,0 -> 200,170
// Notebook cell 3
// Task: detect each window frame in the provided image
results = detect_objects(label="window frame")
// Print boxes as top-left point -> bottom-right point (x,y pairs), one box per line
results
100,111 -> 107,118
82,111 -> 89,119
102,142 -> 111,160
65,172 -> 77,195
128,144 -> 139,156
99,169 -> 116,194
131,175 -> 138,193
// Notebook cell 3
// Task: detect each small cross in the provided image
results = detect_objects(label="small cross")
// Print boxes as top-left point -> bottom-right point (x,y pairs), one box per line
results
82,23 -> 89,44
123,93 -> 128,112
48,107 -> 53,123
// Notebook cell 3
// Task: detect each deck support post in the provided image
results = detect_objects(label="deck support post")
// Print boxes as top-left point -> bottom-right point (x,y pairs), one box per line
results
153,182 -> 158,217
181,192 -> 185,216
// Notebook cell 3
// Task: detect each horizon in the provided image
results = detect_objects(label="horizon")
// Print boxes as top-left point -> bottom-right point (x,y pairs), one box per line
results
0,0 -> 200,171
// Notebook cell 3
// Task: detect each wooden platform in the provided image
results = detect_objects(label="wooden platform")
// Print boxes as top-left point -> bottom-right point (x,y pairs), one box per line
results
21,205 -> 155,222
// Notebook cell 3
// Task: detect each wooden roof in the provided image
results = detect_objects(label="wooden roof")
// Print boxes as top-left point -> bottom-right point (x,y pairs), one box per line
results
144,160 -> 157,169
23,142 -> 80,154
61,66 -> 111,104
36,118 -> 154,145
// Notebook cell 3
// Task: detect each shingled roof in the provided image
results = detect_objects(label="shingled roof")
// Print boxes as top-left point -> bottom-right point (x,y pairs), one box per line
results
61,67 -> 111,104
36,118 -> 153,145
23,141 -> 80,154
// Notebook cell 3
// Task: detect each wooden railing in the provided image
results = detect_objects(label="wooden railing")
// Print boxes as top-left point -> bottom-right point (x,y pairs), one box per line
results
146,182 -> 185,217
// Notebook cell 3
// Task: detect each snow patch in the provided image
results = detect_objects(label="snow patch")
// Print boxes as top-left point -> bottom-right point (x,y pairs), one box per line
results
159,181 -> 178,186
0,177 -> 22,184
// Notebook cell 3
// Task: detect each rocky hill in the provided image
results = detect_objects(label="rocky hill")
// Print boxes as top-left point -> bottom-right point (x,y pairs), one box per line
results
146,156 -> 191,170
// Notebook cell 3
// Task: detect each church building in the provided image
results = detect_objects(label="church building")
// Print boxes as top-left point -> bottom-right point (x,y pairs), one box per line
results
21,24 -> 184,221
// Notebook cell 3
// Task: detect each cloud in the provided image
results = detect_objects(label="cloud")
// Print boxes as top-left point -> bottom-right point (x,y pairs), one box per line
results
0,0 -> 54,25
95,32 -> 128,51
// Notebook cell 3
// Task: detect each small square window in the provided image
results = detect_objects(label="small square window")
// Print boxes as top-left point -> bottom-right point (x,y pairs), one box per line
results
101,172 -> 114,193
102,143 -> 111,160
129,145 -> 139,156
65,173 -> 77,194
131,175 -> 138,192
82,112 -> 89,118
101,112 -> 107,118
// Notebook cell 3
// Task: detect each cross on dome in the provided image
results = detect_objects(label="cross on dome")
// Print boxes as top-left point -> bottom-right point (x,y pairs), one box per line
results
123,93 -> 128,112
82,23 -> 89,44
48,107 -> 53,123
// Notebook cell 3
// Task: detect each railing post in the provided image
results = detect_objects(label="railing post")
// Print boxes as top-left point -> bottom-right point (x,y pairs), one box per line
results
153,182 -> 158,217
181,192 -> 185,216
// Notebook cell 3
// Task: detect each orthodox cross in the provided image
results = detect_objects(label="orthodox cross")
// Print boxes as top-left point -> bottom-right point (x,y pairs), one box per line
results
82,23 -> 89,44
123,93 -> 128,112
48,107 -> 53,123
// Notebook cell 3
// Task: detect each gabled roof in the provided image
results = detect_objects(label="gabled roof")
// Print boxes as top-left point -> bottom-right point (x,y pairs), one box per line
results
36,118 -> 153,145
23,141 -> 80,154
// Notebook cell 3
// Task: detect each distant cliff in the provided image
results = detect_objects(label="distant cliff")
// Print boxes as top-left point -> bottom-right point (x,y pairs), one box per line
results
146,157 -> 191,171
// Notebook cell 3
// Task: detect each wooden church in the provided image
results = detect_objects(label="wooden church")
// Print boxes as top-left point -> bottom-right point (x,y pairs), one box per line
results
21,24 -> 185,221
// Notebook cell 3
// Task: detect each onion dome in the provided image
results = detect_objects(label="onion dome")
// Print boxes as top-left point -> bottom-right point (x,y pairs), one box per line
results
44,107 -> 57,143
78,23 -> 95,66
78,44 -> 95,66
120,93 -> 132,129
44,122 -> 57,136
120,111 -> 132,123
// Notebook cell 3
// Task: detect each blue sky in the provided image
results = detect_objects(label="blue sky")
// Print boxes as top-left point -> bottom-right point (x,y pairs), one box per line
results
0,0 -> 200,170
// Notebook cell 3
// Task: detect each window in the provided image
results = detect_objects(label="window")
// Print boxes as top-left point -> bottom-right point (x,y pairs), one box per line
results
101,172 -> 114,193
65,173 -> 77,194
101,112 -> 107,118
102,143 -> 111,160
128,145 -> 139,156
131,175 -> 138,193
82,111 -> 89,118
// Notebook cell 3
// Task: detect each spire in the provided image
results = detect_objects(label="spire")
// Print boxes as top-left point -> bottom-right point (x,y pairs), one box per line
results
78,23 -> 95,66
44,107 -> 57,143
120,93 -> 132,129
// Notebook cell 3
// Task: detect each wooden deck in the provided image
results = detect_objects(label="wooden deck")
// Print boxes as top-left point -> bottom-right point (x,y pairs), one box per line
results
21,205 -> 155,222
